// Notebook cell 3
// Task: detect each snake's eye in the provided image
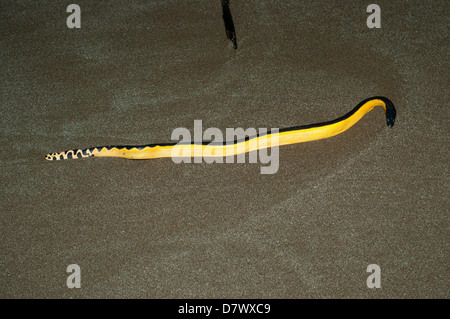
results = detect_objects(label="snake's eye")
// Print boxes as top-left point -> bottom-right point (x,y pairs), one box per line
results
387,117 -> 395,128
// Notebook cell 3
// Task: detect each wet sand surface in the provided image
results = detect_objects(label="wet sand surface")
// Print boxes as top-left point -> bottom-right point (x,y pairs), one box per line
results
1,0 -> 448,298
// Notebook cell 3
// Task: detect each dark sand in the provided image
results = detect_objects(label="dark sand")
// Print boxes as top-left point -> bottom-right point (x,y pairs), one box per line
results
1,0 -> 448,298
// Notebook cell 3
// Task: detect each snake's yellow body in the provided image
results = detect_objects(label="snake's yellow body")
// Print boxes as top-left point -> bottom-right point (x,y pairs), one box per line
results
45,97 -> 396,161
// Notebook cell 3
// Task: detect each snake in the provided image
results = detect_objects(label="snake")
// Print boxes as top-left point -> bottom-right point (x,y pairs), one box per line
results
45,96 -> 396,161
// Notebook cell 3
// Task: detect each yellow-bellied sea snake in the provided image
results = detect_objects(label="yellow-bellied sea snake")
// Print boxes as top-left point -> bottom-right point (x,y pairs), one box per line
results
45,96 -> 396,161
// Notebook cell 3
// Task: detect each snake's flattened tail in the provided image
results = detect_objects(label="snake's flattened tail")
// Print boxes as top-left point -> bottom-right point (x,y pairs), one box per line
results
45,148 -> 95,161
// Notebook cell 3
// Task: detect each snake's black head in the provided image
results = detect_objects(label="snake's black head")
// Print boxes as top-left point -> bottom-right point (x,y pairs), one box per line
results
385,100 -> 396,128
373,96 -> 396,128
386,112 -> 396,128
